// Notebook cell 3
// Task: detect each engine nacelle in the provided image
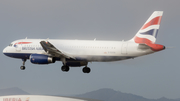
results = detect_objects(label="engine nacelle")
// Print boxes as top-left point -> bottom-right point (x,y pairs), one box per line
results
66,61 -> 88,67
30,54 -> 56,64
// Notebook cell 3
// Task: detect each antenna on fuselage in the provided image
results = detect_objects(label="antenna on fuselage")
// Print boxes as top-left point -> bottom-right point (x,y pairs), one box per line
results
94,38 -> 96,41
25,37 -> 27,39
46,38 -> 49,42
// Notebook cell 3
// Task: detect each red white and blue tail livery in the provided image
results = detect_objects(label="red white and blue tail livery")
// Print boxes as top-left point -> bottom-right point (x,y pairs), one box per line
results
132,11 -> 164,51
3,11 -> 165,73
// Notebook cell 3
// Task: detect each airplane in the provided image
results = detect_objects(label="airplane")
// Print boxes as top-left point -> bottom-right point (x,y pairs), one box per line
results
3,11 -> 165,73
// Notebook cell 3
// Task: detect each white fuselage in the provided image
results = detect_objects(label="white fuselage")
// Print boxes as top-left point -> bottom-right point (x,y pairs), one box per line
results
3,39 -> 154,62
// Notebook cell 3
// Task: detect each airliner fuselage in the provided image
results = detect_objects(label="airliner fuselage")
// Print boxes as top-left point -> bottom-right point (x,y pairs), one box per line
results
3,11 -> 165,73
3,39 -> 154,61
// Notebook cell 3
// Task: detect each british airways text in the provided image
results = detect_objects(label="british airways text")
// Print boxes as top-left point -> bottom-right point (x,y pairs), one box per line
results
22,47 -> 43,50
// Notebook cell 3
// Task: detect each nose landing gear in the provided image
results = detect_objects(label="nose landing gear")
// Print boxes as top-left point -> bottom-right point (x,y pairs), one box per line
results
20,59 -> 26,70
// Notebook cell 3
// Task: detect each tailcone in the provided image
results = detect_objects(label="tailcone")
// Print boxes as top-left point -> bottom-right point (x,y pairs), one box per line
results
150,44 -> 165,51
163,46 -> 166,50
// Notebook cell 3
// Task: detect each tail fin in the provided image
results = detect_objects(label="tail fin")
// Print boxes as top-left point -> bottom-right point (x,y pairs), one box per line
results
131,11 -> 165,51
132,11 -> 163,44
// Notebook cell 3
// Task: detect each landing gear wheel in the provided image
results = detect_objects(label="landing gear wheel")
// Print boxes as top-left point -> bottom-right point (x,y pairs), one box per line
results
83,67 -> 91,73
20,66 -> 25,70
20,59 -> 26,70
61,65 -> 70,72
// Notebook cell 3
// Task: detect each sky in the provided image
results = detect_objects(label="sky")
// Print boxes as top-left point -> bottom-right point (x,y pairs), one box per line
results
0,0 -> 180,99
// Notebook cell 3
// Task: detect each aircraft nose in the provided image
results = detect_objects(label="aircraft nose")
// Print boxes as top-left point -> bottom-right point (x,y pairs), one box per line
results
3,47 -> 7,53
3,46 -> 12,57
3,47 -> 9,56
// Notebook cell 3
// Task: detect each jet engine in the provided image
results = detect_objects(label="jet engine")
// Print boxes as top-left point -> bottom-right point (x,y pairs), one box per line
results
30,54 -> 56,64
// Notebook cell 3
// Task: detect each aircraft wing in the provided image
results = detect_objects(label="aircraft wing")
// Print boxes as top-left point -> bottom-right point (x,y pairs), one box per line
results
40,41 -> 76,59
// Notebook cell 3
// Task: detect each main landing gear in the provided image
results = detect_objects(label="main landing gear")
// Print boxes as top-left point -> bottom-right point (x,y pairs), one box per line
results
61,65 -> 91,73
61,65 -> 70,72
20,59 -> 26,70
82,67 -> 91,73
60,58 -> 90,73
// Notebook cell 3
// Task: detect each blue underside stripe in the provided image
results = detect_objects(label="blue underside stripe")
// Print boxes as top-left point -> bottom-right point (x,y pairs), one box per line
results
4,53 -> 31,59
3,53 -> 134,62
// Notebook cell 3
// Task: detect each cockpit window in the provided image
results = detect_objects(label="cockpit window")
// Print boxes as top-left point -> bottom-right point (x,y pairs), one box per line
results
9,44 -> 13,46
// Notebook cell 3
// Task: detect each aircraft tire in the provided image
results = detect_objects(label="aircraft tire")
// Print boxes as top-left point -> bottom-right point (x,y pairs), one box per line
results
61,66 -> 69,72
82,67 -> 91,73
20,66 -> 25,70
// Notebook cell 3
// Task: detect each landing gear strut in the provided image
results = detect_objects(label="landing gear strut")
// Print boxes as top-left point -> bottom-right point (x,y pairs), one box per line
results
61,58 -> 69,72
82,67 -> 91,73
61,65 -> 70,72
20,59 -> 26,70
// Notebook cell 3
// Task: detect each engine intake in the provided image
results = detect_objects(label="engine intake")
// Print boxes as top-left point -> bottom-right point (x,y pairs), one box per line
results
30,54 -> 56,64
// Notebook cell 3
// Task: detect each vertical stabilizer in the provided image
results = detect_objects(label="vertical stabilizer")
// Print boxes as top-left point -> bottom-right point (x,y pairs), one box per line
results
132,11 -> 163,44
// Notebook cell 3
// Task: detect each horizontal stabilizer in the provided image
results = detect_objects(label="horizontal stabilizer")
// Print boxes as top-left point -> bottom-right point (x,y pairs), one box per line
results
138,43 -> 165,51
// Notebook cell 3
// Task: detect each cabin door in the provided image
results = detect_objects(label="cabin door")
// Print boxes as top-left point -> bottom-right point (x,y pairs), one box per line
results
15,41 -> 22,52
121,43 -> 128,54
